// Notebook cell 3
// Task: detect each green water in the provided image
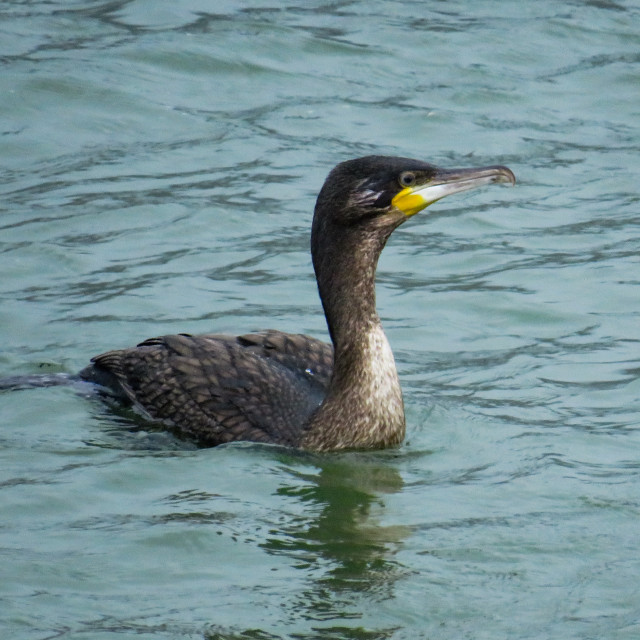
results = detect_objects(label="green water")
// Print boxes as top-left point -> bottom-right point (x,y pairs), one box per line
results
1,1 -> 639,638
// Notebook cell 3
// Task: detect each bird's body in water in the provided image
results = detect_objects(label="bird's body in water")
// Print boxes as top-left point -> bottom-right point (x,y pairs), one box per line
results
2,156 -> 515,452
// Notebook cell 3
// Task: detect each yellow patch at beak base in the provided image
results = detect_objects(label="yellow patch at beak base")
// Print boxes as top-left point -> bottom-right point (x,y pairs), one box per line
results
391,187 -> 428,217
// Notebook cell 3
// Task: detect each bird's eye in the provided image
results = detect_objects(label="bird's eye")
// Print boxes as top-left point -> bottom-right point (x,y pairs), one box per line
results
399,172 -> 416,188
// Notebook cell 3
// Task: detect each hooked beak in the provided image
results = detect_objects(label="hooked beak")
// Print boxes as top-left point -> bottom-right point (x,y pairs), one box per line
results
392,165 -> 516,217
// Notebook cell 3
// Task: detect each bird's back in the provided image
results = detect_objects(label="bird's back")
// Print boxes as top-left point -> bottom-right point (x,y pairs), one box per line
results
81,330 -> 333,447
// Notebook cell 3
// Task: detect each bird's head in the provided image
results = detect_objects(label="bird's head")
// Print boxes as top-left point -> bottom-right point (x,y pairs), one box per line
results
314,155 -> 516,233
310,154 -> 516,302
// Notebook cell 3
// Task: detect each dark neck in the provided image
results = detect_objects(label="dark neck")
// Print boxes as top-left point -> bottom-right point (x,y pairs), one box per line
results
302,222 -> 405,451
314,225 -> 382,350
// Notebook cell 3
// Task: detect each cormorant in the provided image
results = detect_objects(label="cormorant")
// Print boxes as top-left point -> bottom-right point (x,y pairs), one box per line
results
9,156 -> 516,451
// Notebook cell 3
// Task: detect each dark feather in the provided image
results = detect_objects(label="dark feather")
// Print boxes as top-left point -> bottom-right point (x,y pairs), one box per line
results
84,331 -> 333,447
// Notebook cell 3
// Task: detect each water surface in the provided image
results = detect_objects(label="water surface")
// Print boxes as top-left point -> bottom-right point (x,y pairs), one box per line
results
1,1 -> 639,639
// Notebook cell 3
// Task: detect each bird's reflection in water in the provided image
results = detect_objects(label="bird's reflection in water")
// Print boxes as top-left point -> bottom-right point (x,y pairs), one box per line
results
261,452 -> 410,634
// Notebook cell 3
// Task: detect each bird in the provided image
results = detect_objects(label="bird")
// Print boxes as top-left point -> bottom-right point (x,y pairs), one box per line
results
8,156 -> 516,451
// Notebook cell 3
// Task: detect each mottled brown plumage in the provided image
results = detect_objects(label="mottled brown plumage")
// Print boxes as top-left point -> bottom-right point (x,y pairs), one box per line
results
84,331 -> 332,446
81,156 -> 515,451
